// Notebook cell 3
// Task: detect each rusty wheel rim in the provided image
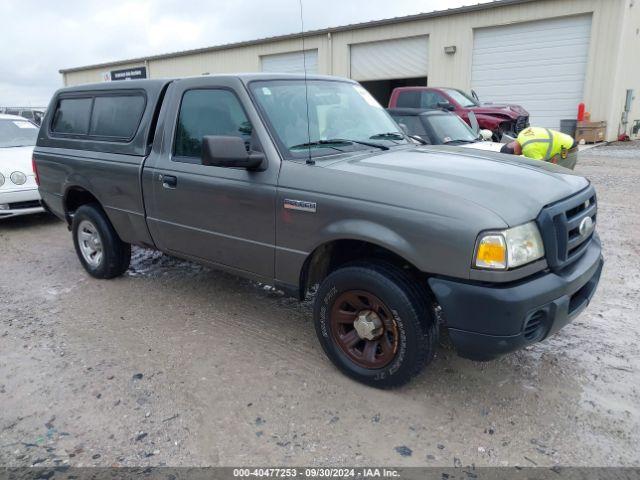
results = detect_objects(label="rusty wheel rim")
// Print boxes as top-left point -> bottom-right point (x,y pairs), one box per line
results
330,290 -> 398,369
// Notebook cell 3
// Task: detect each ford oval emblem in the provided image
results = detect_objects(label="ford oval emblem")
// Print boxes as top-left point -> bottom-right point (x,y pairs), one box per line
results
579,217 -> 594,237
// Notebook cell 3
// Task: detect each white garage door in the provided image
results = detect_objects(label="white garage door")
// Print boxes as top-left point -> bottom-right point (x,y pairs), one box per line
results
471,15 -> 592,129
261,50 -> 318,74
350,36 -> 429,81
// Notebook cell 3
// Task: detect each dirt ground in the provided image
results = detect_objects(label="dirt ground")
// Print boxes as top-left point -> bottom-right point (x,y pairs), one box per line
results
1,142 -> 639,468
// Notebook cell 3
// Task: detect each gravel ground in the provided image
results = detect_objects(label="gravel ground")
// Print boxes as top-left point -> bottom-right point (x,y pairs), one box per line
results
1,142 -> 639,468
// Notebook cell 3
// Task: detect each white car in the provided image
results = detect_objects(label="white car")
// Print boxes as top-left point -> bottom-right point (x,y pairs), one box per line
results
0,114 -> 44,218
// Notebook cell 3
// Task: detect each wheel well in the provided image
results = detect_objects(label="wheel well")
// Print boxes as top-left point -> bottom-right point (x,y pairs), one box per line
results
64,187 -> 100,220
299,239 -> 424,300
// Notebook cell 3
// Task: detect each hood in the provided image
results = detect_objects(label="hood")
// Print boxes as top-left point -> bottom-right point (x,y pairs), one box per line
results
0,145 -> 35,176
470,103 -> 529,118
323,146 -> 588,227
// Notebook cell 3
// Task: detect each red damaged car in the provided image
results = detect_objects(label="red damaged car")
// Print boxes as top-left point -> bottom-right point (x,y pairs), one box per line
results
388,86 -> 529,140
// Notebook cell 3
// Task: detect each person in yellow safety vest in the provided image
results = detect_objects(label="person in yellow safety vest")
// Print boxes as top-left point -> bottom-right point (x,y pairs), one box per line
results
500,127 -> 579,170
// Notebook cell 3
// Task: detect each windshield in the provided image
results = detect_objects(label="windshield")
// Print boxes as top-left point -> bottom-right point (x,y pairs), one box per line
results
443,89 -> 478,108
427,114 -> 478,144
390,115 -> 428,140
250,80 -> 408,159
0,119 -> 38,148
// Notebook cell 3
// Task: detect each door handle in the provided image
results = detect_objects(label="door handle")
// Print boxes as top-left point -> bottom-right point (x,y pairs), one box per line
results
161,174 -> 177,189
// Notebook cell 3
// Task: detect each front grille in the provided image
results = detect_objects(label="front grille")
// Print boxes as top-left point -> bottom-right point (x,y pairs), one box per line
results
515,115 -> 529,134
9,200 -> 41,209
537,186 -> 597,271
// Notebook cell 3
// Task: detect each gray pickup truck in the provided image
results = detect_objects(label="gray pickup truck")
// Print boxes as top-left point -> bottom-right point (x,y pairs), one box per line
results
34,74 -> 603,388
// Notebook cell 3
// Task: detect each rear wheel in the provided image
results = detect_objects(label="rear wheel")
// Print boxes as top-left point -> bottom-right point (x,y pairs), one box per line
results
314,263 -> 437,388
72,203 -> 131,279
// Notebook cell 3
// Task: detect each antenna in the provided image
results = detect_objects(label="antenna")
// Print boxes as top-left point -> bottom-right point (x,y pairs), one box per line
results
298,0 -> 314,165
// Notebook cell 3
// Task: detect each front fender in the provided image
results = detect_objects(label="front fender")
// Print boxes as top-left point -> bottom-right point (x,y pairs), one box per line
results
275,215 -> 431,296
317,218 -> 421,266
285,218 -> 425,299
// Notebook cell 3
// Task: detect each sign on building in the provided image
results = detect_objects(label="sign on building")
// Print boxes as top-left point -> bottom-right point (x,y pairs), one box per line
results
102,66 -> 147,82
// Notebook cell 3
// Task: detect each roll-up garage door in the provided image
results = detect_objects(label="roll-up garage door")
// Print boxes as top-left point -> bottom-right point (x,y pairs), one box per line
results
471,15 -> 592,129
260,50 -> 318,74
350,36 -> 429,81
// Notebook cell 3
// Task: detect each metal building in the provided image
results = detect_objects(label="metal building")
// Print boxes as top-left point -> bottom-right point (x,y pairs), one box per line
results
60,0 -> 640,141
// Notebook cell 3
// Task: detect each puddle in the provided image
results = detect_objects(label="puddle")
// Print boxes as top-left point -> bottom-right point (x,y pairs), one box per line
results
127,247 -> 208,278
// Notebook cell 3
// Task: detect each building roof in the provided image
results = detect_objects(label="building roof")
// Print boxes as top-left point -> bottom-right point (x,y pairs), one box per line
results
59,0 -> 537,74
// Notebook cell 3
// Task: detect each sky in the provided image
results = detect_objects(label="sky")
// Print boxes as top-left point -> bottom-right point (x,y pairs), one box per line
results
0,0 -> 493,107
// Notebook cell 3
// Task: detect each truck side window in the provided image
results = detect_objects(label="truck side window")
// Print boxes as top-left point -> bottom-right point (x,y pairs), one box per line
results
396,91 -> 421,108
174,89 -> 252,162
89,95 -> 145,139
421,92 -> 446,109
51,98 -> 92,135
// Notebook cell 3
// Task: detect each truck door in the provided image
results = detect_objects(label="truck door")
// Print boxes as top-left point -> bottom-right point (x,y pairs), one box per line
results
142,77 -> 280,280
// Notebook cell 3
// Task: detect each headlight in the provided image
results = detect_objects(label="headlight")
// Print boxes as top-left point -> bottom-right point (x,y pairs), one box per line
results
0,173 -> 4,187
10,171 -> 27,185
474,221 -> 544,270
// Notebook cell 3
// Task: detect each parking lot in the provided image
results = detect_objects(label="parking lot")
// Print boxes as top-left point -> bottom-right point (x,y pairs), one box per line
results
1,142 -> 639,468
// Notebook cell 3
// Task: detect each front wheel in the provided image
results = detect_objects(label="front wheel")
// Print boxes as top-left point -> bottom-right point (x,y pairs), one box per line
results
72,203 -> 131,279
313,263 -> 437,388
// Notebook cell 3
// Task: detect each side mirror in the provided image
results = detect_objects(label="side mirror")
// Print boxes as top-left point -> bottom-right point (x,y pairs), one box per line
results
479,129 -> 493,141
437,101 -> 455,111
201,135 -> 264,170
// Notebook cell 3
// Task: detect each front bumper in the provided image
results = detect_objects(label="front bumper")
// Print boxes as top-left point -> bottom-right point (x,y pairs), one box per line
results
0,188 -> 44,219
428,235 -> 603,360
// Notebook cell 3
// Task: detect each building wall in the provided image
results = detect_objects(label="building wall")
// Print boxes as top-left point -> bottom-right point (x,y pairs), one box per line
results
149,36 -> 328,78
62,0 -> 627,140
608,0 -> 640,139
62,36 -> 326,85
326,0 -> 624,139
63,61 -> 150,86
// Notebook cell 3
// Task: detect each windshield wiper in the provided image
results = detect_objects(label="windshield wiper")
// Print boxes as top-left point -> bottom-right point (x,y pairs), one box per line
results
289,140 -> 346,152
443,139 -> 476,145
369,132 -> 405,141
290,138 -> 389,151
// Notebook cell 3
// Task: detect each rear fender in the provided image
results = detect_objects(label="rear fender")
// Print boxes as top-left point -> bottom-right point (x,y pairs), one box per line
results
62,175 -> 101,213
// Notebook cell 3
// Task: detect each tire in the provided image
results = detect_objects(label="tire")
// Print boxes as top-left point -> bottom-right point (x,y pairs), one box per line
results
313,262 -> 437,389
72,203 -> 131,279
